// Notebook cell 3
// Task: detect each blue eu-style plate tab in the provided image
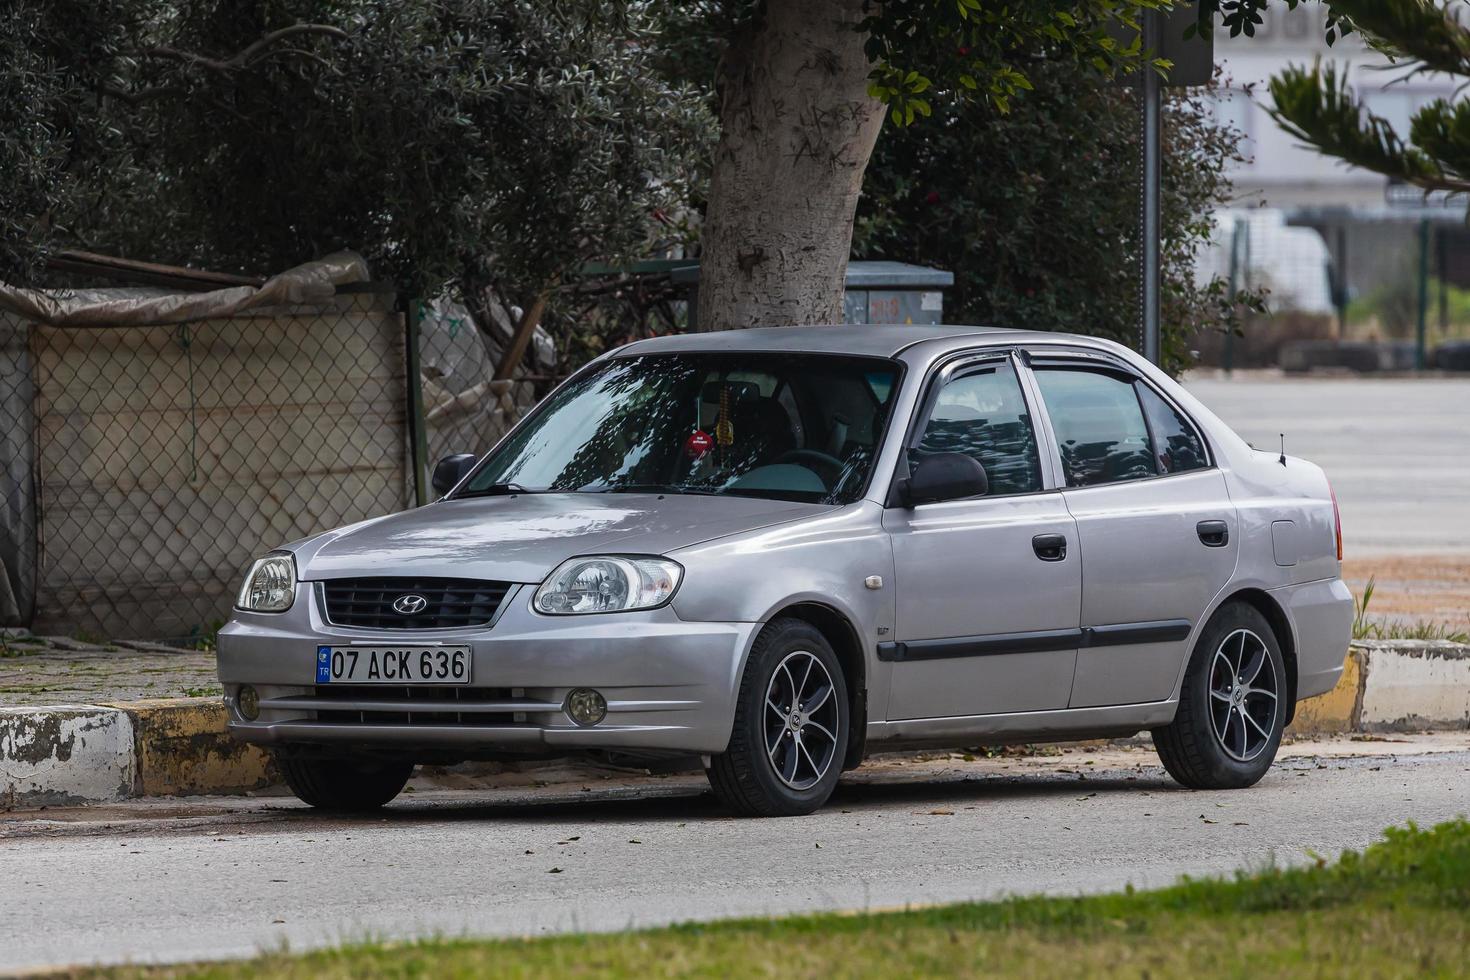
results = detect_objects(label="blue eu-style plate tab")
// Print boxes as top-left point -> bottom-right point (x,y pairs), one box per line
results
317,646 -> 332,683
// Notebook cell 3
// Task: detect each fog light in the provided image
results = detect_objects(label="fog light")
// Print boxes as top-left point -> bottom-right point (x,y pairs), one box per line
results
565,688 -> 606,727
237,685 -> 260,721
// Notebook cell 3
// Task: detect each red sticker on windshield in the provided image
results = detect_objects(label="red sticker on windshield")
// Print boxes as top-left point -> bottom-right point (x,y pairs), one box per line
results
685,430 -> 713,460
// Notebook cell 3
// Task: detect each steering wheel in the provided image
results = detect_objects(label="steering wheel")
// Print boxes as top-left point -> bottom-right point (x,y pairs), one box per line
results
774,449 -> 846,487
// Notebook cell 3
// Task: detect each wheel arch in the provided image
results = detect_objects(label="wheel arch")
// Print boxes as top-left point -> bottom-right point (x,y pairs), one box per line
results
770,600 -> 869,770
1214,587 -> 1299,724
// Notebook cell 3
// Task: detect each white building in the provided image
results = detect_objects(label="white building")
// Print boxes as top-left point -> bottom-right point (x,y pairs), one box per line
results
1209,4 -> 1458,210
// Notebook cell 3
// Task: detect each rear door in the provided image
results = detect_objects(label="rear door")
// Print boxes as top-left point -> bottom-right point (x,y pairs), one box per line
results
1026,355 -> 1238,708
882,352 -> 1082,720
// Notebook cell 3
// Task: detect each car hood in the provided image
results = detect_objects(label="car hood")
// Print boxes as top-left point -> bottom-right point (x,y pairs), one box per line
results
290,493 -> 821,583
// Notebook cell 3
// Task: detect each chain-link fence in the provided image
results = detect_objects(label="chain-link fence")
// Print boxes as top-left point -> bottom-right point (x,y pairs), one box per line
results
0,287 -> 416,643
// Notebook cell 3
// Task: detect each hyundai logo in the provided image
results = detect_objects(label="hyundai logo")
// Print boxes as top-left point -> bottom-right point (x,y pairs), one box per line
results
392,593 -> 429,615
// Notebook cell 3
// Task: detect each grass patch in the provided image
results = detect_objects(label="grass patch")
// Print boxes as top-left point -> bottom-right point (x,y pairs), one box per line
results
1353,577 -> 1469,643
80,819 -> 1470,979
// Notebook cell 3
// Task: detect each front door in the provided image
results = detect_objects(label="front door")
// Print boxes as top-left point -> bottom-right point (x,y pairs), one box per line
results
883,354 -> 1082,720
1028,360 -> 1239,708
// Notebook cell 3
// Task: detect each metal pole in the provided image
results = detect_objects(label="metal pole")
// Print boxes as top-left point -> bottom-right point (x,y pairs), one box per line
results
1141,9 -> 1162,366
1225,217 -> 1243,375
1416,217 -> 1430,371
404,297 -> 429,507
1437,225 -> 1448,340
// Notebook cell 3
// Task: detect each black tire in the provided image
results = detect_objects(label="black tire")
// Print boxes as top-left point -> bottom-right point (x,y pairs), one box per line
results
708,618 -> 849,817
277,753 -> 413,811
1153,602 -> 1288,790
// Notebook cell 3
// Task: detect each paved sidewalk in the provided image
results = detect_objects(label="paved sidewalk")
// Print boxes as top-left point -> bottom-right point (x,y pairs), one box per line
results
0,630 -> 218,706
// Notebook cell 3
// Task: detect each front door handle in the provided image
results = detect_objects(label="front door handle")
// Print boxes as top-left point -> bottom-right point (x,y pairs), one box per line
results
1197,520 -> 1229,548
1032,533 -> 1067,562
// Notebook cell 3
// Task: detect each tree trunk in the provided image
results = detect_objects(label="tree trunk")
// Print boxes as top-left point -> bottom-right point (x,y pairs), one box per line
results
697,0 -> 884,331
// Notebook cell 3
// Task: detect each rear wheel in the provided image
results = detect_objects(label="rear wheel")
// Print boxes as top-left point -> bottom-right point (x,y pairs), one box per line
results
277,753 -> 413,811
1153,602 -> 1287,790
707,618 -> 848,817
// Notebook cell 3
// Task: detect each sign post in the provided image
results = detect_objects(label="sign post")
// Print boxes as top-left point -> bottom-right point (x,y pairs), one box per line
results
1115,4 -> 1213,365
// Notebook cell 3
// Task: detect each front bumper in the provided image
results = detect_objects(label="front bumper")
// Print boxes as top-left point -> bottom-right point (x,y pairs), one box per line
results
217,583 -> 757,757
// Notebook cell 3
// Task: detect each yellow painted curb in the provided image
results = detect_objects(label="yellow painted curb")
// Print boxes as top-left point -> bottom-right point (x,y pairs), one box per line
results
1287,648 -> 1364,735
101,698 -> 275,796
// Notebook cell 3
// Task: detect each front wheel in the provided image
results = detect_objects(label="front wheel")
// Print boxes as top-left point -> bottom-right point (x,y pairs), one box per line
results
707,618 -> 849,817
1152,602 -> 1288,790
277,753 -> 413,811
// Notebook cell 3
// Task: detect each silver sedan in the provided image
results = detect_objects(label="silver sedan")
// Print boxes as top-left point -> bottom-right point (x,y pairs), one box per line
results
218,326 -> 1352,816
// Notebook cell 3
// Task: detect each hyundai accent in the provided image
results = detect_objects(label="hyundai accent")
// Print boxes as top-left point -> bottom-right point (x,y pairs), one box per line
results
218,325 -> 1353,816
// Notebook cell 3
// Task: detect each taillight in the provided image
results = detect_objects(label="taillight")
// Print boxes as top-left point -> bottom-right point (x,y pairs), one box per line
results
1329,484 -> 1343,561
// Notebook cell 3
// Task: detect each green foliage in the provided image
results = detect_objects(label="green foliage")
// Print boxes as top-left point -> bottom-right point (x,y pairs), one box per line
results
854,62 -> 1253,376
0,1 -> 149,284
0,1 -> 713,298
859,0 -> 1176,123
1266,0 -> 1470,201
1353,576 -> 1469,642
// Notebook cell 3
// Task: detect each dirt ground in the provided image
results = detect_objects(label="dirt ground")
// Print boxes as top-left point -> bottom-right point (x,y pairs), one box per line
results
1342,554 -> 1470,633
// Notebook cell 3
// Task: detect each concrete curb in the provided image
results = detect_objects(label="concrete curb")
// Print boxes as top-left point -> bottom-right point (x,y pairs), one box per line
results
3,640 -> 1466,807
1287,640 -> 1470,735
2,698 -> 271,809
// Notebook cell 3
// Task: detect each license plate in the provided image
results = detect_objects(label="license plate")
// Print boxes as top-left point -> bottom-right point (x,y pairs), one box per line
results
316,645 -> 471,685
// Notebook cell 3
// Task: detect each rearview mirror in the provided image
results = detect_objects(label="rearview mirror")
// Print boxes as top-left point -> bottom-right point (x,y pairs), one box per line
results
431,453 -> 478,497
900,452 -> 989,507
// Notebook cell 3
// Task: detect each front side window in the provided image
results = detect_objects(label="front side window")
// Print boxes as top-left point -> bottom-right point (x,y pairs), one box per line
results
1033,367 -> 1156,487
460,353 -> 900,504
909,358 -> 1041,496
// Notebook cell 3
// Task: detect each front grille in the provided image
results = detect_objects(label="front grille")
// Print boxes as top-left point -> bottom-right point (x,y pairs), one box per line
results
321,577 -> 511,629
311,685 -> 519,726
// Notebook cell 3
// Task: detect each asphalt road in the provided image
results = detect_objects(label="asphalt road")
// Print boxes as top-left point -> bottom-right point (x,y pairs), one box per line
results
1184,374 -> 1470,556
3,736 -> 1467,974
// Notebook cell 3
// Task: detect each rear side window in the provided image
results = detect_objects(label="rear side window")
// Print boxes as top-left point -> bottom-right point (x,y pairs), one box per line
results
911,359 -> 1041,495
1033,367 -> 1155,487
1136,384 -> 1209,474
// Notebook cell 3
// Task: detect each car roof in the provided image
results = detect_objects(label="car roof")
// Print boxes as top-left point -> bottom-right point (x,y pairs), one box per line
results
615,324 -> 1096,360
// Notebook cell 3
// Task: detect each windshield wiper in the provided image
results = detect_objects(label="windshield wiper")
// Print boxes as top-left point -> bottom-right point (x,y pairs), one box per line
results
590,483 -> 716,496
456,482 -> 536,498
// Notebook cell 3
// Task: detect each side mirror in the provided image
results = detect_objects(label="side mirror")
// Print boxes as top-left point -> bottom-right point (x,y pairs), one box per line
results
900,452 -> 989,507
431,453 -> 478,497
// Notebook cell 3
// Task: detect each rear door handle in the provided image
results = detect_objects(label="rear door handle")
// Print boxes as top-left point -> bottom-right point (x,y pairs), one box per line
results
1032,533 -> 1067,562
1197,520 -> 1229,548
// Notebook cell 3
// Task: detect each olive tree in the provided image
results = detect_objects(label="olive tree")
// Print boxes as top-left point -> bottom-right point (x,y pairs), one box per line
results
687,0 -> 1178,330
0,0 -> 711,306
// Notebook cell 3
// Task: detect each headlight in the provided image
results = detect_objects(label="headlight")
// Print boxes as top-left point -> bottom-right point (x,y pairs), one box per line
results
534,556 -> 682,615
235,553 -> 297,612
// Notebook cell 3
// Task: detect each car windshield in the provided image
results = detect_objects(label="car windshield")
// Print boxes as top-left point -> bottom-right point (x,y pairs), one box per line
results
460,352 -> 902,504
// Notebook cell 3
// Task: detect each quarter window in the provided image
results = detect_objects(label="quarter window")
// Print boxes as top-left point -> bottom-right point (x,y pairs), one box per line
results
911,359 -> 1042,496
1033,367 -> 1156,487
1136,384 -> 1209,474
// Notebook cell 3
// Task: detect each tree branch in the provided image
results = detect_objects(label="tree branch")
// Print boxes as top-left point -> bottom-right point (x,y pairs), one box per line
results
128,24 -> 349,75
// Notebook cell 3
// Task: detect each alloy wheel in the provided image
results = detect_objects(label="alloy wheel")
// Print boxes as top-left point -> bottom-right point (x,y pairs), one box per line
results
763,649 -> 841,790
1208,628 -> 1279,763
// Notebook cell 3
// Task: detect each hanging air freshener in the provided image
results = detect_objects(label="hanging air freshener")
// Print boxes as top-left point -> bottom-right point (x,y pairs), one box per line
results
685,429 -> 713,460
714,385 -> 735,447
